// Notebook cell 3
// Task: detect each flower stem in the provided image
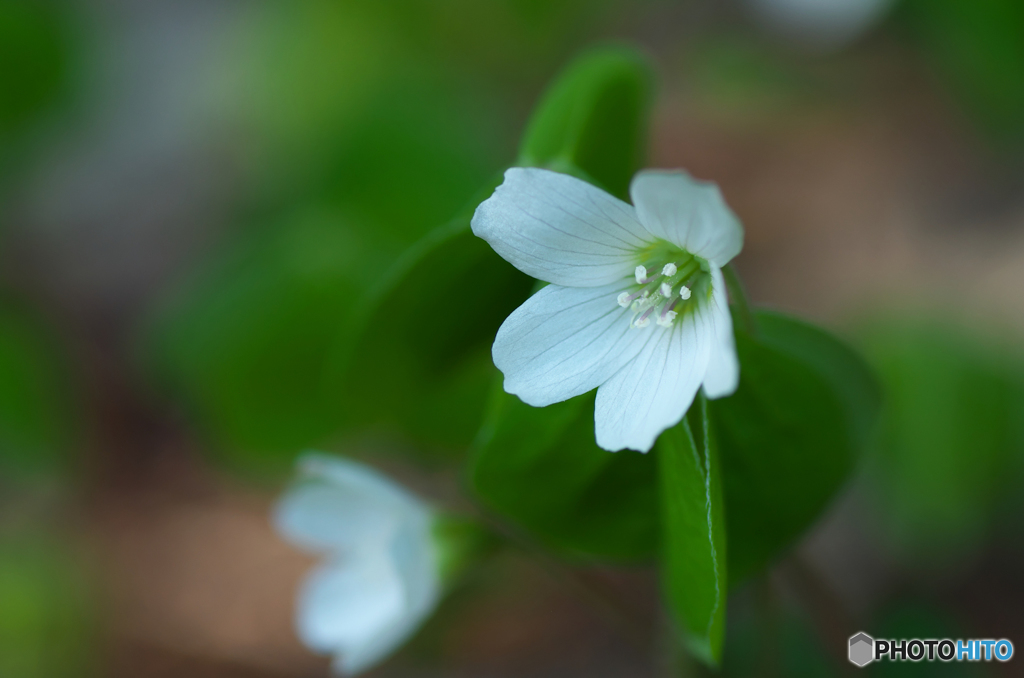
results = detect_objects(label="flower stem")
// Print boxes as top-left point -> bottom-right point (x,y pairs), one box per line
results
723,264 -> 758,337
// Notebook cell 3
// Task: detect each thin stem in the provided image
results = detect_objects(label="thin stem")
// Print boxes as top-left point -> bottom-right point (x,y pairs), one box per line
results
723,263 -> 758,338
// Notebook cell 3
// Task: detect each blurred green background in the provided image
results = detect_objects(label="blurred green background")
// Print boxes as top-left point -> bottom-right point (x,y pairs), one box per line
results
1,0 -> 1023,676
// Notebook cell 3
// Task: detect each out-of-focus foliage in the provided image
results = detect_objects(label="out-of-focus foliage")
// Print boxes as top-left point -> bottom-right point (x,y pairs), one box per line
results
324,220 -> 531,456
862,320 -> 1024,566
145,209 -> 368,468
0,0 -> 70,164
146,80 -> 506,470
0,306 -> 73,481
714,311 -> 881,585
471,389 -> 658,560
0,536 -> 96,678
657,398 -> 727,667
897,0 -> 1024,147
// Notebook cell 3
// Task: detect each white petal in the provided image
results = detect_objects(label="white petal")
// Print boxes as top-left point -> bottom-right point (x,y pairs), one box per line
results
472,168 -> 654,287
630,170 -> 743,267
334,517 -> 441,675
701,266 -> 740,399
494,282 -> 660,407
387,513 -> 442,623
296,552 -> 404,662
594,304 -> 714,452
274,453 -> 430,553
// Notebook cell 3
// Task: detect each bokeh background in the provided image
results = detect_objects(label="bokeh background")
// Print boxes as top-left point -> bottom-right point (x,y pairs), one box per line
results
1,0 -> 1023,676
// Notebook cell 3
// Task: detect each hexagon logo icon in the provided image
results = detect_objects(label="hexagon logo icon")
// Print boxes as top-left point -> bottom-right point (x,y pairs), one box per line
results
849,632 -> 874,667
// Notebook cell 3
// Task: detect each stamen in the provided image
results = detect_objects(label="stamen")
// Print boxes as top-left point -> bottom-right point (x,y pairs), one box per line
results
657,299 -> 678,328
634,265 -> 648,285
678,286 -> 691,300
662,262 -> 677,277
637,305 -> 657,326
660,282 -> 673,298
624,289 -> 647,305
630,292 -> 655,313
617,292 -> 631,308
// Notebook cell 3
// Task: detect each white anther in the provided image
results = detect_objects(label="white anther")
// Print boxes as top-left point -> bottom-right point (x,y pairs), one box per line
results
678,286 -> 691,300
660,282 -> 673,298
662,263 -> 677,277
617,292 -> 631,308
633,315 -> 651,329
634,265 -> 648,285
656,310 -> 677,328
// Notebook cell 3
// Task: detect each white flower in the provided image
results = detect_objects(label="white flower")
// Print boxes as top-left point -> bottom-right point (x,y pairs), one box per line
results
744,0 -> 895,51
471,168 -> 743,453
274,453 -> 441,675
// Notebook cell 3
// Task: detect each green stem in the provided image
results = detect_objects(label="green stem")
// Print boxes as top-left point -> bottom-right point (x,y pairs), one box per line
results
723,264 -> 758,337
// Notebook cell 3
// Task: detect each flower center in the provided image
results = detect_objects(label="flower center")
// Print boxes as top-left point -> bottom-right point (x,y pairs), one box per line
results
615,251 -> 710,329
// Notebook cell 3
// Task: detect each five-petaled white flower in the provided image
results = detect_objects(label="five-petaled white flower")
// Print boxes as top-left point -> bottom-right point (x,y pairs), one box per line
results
472,168 -> 744,453
274,453 -> 441,675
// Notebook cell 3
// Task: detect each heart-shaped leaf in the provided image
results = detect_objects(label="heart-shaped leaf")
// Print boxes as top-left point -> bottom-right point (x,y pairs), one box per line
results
713,310 -> 880,584
470,388 -> 658,560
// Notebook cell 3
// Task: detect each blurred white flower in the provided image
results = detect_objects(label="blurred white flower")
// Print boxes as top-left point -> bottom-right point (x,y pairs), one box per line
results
744,0 -> 896,51
274,453 -> 441,675
472,168 -> 743,453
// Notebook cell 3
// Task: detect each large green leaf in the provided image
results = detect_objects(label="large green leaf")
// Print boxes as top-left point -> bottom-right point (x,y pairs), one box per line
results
469,388 -> 658,561
713,310 -> 880,584
517,46 -> 653,199
324,214 -> 533,455
658,397 -> 727,667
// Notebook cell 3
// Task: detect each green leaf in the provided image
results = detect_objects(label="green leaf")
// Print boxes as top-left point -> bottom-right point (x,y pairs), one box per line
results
0,307 -> 73,480
713,310 -> 880,584
517,46 -> 653,200
324,215 -> 533,455
657,396 -> 727,667
469,388 -> 658,561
